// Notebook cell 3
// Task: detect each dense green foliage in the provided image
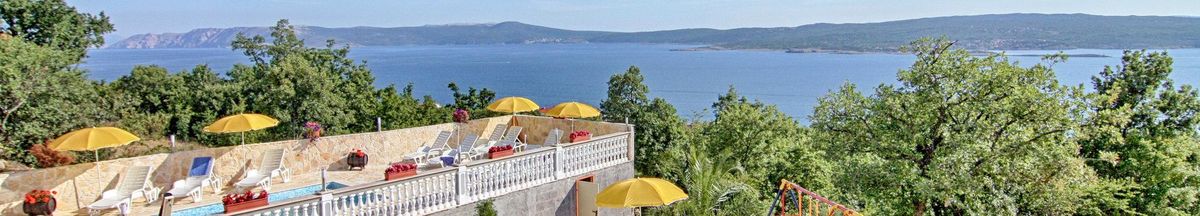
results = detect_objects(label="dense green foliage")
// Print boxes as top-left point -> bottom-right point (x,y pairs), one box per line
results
109,14 -> 1200,52
5,2 -> 1200,215
608,38 -> 1200,215
0,13 -> 486,165
1,0 -> 113,60
475,199 -> 498,216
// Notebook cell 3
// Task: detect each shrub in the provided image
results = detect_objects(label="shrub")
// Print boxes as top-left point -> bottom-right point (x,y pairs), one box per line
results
476,199 -> 497,216
28,144 -> 74,167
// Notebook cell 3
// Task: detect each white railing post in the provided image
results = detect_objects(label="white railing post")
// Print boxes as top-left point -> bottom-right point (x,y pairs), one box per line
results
627,125 -> 636,162
456,165 -> 469,204
319,193 -> 334,216
554,145 -> 565,180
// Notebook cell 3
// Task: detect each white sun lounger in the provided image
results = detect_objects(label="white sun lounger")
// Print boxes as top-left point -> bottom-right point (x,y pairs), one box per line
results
167,156 -> 222,202
234,149 -> 291,191
427,134 -> 479,167
88,166 -> 159,216
405,131 -> 452,165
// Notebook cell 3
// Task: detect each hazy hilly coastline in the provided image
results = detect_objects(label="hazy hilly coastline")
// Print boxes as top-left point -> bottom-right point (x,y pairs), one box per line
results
107,13 -> 1200,52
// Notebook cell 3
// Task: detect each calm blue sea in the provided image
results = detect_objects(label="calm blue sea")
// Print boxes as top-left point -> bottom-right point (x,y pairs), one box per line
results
79,44 -> 1200,122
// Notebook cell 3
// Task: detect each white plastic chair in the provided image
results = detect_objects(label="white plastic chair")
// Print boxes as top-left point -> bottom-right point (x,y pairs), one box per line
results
167,156 -> 222,202
405,131 -> 452,165
427,134 -> 478,166
503,126 -> 525,151
88,166 -> 159,216
234,149 -> 291,191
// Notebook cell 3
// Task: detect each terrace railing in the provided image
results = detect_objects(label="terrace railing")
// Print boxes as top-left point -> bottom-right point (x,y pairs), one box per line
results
239,131 -> 634,216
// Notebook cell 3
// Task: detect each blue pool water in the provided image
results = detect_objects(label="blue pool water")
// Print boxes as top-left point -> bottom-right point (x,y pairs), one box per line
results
169,182 -> 350,216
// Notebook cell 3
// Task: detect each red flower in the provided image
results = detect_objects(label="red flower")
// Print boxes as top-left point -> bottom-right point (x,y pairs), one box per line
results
24,189 -> 54,204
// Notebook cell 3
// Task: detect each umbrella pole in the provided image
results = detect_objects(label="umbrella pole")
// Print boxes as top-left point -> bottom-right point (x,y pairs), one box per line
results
94,150 -> 99,162
241,132 -> 246,145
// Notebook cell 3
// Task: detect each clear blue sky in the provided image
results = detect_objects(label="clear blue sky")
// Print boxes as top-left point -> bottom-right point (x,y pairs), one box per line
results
69,0 -> 1200,36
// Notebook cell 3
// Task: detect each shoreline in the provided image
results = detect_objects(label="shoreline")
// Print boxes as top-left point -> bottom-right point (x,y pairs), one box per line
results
669,46 -> 1112,57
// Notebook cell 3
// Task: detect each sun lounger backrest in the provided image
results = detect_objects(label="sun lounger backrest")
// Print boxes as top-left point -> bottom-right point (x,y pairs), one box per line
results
457,134 -> 479,152
259,149 -> 285,173
188,157 -> 214,177
544,129 -> 562,145
118,166 -> 151,194
433,131 -> 453,149
502,126 -> 523,142
486,124 -> 507,141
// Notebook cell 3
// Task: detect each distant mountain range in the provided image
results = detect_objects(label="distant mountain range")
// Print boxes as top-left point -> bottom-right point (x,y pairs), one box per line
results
106,14 -> 1200,52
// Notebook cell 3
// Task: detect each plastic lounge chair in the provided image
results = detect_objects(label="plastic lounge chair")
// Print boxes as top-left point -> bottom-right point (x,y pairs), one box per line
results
405,131 -> 452,165
456,134 -> 485,160
234,149 -> 291,191
483,124 -> 507,143
88,166 -> 159,216
502,126 -> 525,151
167,156 -> 222,202
426,135 -> 478,167
543,129 -> 563,146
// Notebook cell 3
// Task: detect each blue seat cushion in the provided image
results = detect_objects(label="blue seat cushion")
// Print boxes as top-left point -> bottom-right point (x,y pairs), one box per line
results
189,157 -> 213,177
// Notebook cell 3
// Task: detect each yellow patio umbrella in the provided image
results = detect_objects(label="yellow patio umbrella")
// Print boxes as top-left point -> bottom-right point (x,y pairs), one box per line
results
544,102 -> 601,118
545,102 -> 601,132
596,177 -> 689,208
487,96 -> 541,114
203,113 -> 279,145
48,127 -> 141,161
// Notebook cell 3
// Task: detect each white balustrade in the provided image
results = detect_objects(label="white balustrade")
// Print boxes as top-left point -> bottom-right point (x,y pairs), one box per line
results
458,147 -> 557,203
238,131 -> 632,216
559,133 -> 631,177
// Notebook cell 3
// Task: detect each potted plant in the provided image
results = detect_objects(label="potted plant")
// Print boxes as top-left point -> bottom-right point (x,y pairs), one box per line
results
384,162 -> 418,181
22,190 -> 56,216
569,130 -> 592,143
487,145 -> 514,159
304,121 -> 323,142
346,148 -> 368,170
453,109 -> 471,123
222,190 -> 269,213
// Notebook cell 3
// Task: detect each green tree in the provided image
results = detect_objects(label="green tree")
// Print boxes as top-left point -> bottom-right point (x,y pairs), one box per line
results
601,66 -> 649,122
599,66 -> 688,178
1078,50 -> 1200,215
648,140 -> 766,216
0,37 -> 104,165
702,88 -> 832,198
376,83 -> 451,129
227,19 -> 381,143
0,0 -> 114,60
810,38 -> 1098,214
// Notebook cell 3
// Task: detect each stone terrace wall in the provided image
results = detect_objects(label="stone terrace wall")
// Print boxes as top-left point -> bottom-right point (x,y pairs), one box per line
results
0,115 -> 627,215
514,115 -> 632,145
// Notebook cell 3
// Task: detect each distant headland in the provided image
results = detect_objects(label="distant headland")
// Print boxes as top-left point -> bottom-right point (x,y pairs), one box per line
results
108,14 -> 1200,53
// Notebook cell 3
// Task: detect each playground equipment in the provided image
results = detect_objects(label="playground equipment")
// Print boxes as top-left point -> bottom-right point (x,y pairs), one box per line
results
768,179 -> 860,216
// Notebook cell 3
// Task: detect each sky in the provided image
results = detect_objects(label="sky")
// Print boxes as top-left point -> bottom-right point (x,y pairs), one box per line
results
70,0 -> 1200,37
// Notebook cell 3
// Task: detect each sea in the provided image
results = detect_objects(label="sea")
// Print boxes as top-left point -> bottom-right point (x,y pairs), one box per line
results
79,44 -> 1200,122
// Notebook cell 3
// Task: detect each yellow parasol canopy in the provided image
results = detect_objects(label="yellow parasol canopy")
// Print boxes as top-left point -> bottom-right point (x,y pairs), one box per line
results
203,113 -> 280,133
48,127 -> 141,161
544,102 -> 601,118
596,178 -> 689,208
487,96 -> 541,113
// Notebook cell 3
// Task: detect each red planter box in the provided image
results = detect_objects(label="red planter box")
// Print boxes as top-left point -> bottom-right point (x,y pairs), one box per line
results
488,149 -> 514,159
570,135 -> 591,143
224,197 -> 268,214
384,169 -> 417,181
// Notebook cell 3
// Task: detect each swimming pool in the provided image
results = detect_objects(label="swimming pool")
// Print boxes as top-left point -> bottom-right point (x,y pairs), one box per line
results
168,182 -> 349,216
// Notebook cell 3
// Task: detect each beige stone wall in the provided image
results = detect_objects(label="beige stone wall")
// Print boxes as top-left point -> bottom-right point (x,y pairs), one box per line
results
0,116 -> 527,215
514,115 -> 632,144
